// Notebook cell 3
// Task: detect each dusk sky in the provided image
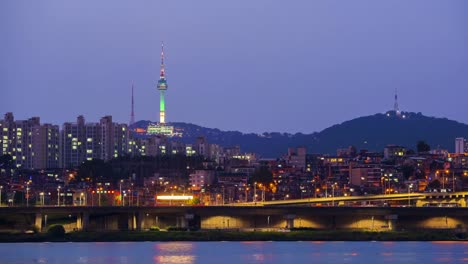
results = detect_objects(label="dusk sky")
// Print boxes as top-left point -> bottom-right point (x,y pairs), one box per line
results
1,1 -> 467,134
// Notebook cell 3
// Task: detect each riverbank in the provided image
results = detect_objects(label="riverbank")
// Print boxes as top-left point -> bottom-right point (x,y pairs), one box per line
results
0,229 -> 467,242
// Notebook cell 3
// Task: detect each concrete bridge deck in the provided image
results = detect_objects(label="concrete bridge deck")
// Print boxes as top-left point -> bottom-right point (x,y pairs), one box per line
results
1,205 -> 467,233
232,191 -> 468,207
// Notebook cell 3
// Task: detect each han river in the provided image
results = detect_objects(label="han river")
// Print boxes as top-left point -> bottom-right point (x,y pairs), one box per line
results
0,241 -> 467,264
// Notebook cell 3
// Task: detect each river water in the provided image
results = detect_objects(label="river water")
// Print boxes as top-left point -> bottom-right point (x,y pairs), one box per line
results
0,241 -> 467,264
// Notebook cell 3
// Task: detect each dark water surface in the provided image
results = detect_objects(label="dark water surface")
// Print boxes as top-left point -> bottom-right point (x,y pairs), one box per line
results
0,241 -> 467,264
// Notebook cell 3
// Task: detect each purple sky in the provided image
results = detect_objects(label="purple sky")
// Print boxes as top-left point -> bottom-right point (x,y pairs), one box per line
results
1,1 -> 468,133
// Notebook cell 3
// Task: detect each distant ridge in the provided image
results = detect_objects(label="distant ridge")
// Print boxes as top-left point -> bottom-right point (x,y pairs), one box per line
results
131,111 -> 468,158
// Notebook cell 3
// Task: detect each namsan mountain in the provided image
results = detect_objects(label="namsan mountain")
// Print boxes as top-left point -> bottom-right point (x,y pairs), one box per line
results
131,111 -> 468,158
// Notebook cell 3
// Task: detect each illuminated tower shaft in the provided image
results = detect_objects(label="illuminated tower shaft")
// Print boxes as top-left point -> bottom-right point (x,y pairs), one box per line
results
159,90 -> 165,123
157,43 -> 168,124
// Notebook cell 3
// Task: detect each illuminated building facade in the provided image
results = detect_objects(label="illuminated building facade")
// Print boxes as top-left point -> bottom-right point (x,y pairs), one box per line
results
0,112 -> 59,169
383,145 -> 406,160
61,115 -> 129,168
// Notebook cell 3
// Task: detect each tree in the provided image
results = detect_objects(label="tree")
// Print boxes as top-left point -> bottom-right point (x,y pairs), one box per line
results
417,141 -> 430,153
47,225 -> 65,238
400,165 -> 415,180
249,166 -> 273,185
0,154 -> 13,177
76,159 -> 113,183
427,179 -> 441,190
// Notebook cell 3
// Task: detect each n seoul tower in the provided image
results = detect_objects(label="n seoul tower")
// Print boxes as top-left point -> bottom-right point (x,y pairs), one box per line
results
157,42 -> 168,124
146,43 -> 179,137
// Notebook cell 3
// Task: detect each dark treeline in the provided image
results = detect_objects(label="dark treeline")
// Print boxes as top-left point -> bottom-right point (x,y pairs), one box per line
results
75,154 -> 207,185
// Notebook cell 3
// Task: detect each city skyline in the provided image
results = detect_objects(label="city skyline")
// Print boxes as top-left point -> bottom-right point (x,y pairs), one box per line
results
2,1 -> 468,133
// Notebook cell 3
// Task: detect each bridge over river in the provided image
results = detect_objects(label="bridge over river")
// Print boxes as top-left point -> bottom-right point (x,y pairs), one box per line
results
1,204 -> 467,233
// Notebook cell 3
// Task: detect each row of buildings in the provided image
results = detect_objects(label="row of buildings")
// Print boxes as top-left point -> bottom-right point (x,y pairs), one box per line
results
0,113 -> 248,170
0,113 -> 130,169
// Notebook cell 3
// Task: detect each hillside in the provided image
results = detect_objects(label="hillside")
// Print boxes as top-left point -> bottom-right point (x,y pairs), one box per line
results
131,111 -> 468,158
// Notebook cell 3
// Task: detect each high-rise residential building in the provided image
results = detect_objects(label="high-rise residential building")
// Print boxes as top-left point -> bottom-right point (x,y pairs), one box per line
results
62,115 -> 92,168
287,147 -> 307,171
195,136 -> 209,157
0,113 -> 59,169
61,115 -> 129,168
455,137 -> 467,154
32,124 -> 60,169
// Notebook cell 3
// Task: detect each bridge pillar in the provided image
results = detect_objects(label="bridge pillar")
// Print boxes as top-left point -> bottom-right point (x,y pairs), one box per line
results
136,212 -> 144,231
385,215 -> 398,231
176,216 -> 186,228
76,214 -> 82,230
128,213 -> 137,230
35,213 -> 42,232
284,214 -> 296,229
176,214 -> 193,229
76,212 -> 89,231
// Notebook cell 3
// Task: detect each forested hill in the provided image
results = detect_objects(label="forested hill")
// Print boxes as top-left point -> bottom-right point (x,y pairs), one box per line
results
132,111 -> 468,158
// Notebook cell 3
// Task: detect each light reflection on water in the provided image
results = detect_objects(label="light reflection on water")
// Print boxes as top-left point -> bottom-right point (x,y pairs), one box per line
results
0,241 -> 467,264
153,242 -> 196,264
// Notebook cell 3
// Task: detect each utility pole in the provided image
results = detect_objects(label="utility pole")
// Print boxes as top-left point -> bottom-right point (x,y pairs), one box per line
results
254,182 -> 257,203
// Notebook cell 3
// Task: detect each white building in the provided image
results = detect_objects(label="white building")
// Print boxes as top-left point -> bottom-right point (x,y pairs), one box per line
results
455,137 -> 467,154
189,170 -> 215,191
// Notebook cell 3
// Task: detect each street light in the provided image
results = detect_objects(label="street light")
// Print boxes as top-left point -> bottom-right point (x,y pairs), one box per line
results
452,170 -> 455,192
57,186 -> 61,206
26,182 -> 30,207
39,192 -> 45,206
254,182 -> 257,203
222,186 -> 225,205
245,186 -> 249,203
80,192 -> 85,206
0,186 -> 3,206
332,184 -> 335,207
131,183 -> 134,206
408,184 -> 413,206
120,180 -> 123,207
98,188 -> 102,206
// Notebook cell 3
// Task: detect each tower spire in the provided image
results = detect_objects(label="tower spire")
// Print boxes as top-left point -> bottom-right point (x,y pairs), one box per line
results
394,88 -> 401,116
157,42 -> 168,124
160,42 -> 165,79
130,83 -> 135,126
